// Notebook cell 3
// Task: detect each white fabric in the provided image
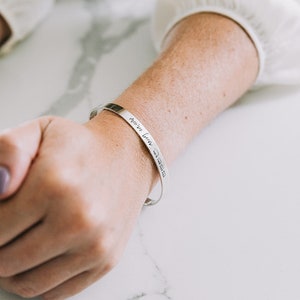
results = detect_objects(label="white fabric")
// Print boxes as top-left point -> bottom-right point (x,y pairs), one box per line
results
0,0 -> 54,54
0,0 -> 300,87
153,0 -> 300,87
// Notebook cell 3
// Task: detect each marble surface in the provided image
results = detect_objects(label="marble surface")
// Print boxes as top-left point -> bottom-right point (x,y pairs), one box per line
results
1,0 -> 300,299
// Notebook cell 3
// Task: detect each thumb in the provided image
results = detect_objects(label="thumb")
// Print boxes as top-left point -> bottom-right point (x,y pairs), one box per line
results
0,116 -> 52,199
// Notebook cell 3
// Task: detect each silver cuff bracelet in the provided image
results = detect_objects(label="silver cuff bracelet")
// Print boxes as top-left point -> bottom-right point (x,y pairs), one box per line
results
90,103 -> 169,206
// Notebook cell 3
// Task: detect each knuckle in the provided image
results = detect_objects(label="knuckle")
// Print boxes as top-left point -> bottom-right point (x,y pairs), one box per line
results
103,256 -> 118,273
89,237 -> 114,259
73,205 -> 99,231
69,213 -> 93,235
44,169 -> 79,200
58,202 -> 98,238
43,169 -> 99,238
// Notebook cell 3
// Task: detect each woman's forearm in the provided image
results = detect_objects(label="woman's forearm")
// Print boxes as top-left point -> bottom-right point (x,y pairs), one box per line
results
114,13 -> 258,164
86,13 -> 259,207
0,15 -> 11,46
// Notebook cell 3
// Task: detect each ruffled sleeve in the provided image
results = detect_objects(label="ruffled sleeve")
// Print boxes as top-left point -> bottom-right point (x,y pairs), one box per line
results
152,0 -> 300,88
0,0 -> 54,55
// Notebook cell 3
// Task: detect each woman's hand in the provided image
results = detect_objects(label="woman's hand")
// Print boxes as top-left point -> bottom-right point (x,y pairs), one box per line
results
0,114 -> 155,299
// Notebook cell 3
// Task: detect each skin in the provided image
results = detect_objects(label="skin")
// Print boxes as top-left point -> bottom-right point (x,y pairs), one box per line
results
0,13 -> 258,300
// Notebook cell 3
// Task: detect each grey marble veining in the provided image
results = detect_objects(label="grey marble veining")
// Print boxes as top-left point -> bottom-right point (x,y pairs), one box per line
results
133,226 -> 172,300
42,0 -> 149,117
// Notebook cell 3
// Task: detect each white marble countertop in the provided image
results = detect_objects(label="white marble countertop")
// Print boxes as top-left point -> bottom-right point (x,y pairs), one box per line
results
1,1 -> 300,299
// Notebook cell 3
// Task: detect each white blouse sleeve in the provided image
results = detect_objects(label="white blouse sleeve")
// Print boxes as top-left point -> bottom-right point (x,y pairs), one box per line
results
0,0 -> 54,55
152,0 -> 300,88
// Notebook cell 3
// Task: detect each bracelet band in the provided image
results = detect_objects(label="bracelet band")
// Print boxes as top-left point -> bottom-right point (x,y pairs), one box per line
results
89,103 -> 169,206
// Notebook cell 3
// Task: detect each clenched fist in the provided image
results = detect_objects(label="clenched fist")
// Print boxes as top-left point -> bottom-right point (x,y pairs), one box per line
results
0,113 -> 155,299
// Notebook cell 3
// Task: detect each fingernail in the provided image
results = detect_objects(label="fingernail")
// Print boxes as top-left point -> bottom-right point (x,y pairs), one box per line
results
0,166 -> 10,195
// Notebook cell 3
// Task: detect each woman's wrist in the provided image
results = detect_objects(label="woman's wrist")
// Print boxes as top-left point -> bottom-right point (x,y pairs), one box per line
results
85,109 -> 158,206
0,15 -> 11,46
